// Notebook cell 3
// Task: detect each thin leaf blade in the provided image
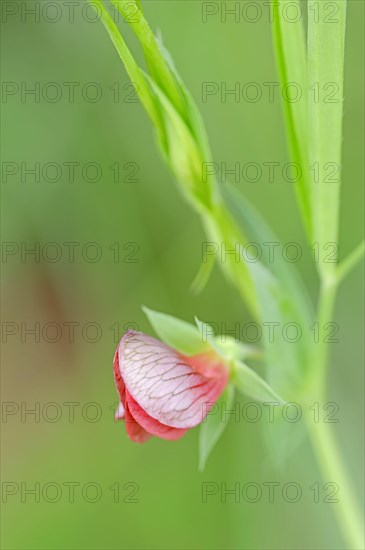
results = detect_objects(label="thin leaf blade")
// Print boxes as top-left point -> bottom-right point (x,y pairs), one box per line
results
308,0 -> 347,278
143,307 -> 207,355
199,384 -> 235,471
232,360 -> 285,404
272,0 -> 311,238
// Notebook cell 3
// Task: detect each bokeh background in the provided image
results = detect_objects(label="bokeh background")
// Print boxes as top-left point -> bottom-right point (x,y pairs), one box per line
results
1,1 -> 364,548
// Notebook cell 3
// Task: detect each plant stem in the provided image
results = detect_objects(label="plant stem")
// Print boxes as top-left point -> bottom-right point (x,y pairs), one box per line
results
306,413 -> 364,549
305,280 -> 364,549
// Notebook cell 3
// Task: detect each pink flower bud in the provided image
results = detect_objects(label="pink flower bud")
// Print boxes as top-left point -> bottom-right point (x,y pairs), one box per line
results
113,331 -> 229,443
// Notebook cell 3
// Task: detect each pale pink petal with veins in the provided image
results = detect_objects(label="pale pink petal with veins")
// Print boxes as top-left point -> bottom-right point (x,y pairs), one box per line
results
116,331 -> 228,431
126,390 -> 187,440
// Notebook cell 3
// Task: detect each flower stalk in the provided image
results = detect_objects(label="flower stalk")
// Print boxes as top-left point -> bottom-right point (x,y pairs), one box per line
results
273,1 -> 364,546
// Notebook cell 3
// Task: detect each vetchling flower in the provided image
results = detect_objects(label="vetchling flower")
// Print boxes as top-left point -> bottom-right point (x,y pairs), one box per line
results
113,331 -> 229,443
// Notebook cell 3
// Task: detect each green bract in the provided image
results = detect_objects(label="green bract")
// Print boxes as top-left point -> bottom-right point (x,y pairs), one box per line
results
142,307 -> 208,356
199,384 -> 235,471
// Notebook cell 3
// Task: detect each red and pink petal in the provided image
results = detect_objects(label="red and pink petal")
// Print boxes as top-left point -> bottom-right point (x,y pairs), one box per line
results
117,331 -> 228,430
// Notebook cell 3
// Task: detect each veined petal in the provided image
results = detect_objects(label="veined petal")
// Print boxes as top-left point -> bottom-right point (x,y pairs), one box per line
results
117,331 -> 228,429
113,348 -> 125,403
126,390 -> 187,441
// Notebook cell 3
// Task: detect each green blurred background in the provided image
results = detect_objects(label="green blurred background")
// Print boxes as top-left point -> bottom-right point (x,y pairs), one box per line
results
1,1 -> 364,548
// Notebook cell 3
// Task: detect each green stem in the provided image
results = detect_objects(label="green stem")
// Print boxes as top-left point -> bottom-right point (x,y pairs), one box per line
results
305,280 -> 364,549
307,418 -> 364,550
306,414 -> 364,549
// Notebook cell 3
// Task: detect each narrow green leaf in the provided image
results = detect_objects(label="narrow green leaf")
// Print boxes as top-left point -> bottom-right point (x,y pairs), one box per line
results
232,360 -> 285,403
143,73 -> 215,209
247,261 -> 308,397
199,384 -> 235,471
308,0 -> 347,278
91,0 -> 259,317
154,33 -> 215,166
111,1 -> 218,199
91,0 -> 160,129
272,0 -> 311,239
111,0 -> 187,119
143,307 -> 207,355
113,1 -> 214,166
93,3 -> 217,209
222,182 -> 313,323
222,183 -> 314,396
